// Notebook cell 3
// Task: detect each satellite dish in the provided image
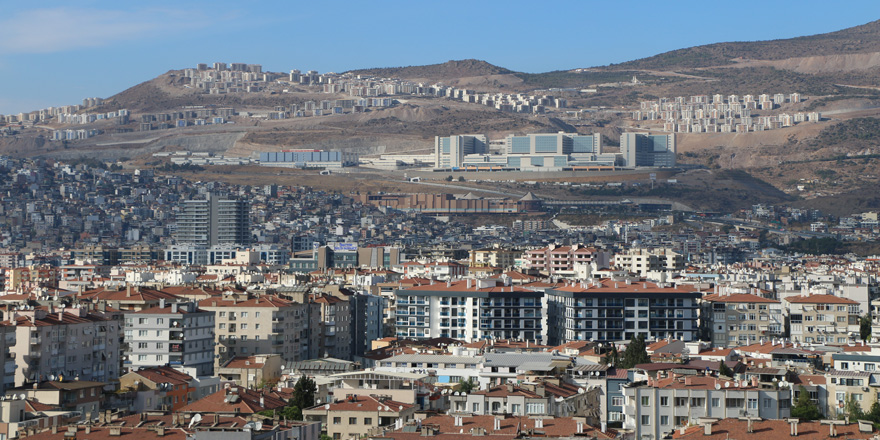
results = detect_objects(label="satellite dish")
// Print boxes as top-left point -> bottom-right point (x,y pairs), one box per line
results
578,388 -> 585,394
243,422 -> 256,430
724,382 -> 730,388
324,404 -> 330,410
18,394 -> 24,400
555,397 -> 564,402
188,413 -> 202,429
254,422 -> 263,431
714,384 -> 721,390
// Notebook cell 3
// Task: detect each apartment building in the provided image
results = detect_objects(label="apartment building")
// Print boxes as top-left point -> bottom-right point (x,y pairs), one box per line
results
612,248 -> 684,276
199,295 -> 320,369
434,134 -> 488,168
175,193 -> 250,246
123,300 -> 215,376
623,375 -> 792,440
11,307 -> 119,387
117,366 -> 196,412
620,133 -> 676,167
785,294 -> 860,344
700,293 -> 784,347
546,279 -> 700,344
303,395 -> 416,440
394,279 -> 545,343
523,244 -> 611,275
0,325 -> 13,394
468,247 -> 521,269
313,295 -> 353,360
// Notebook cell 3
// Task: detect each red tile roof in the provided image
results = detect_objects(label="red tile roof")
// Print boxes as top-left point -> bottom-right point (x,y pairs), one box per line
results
785,294 -> 859,304
553,278 -> 696,294
701,293 -> 779,303
671,418 -> 873,439
385,414 -> 614,440
179,386 -> 286,414
399,280 -> 532,293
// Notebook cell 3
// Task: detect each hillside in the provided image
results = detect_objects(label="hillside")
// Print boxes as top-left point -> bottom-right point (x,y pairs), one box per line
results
611,19 -> 880,70
346,59 -> 513,82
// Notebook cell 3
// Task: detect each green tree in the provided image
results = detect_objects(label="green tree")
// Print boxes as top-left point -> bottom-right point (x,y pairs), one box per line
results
718,361 -> 734,378
844,393 -> 865,421
861,315 -> 872,342
280,376 -> 316,420
620,335 -> 651,369
456,378 -> 477,393
445,175 -> 454,182
600,344 -> 620,367
866,401 -> 880,424
790,385 -> 822,420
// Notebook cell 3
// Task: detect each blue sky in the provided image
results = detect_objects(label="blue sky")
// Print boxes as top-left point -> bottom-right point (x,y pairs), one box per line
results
1,0 -> 878,114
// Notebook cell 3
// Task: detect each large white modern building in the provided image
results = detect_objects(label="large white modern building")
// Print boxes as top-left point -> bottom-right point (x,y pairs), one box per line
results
394,279 -> 545,343
123,300 -> 215,376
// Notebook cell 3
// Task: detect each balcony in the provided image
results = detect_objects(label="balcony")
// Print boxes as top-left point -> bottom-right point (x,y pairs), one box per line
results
29,336 -> 41,345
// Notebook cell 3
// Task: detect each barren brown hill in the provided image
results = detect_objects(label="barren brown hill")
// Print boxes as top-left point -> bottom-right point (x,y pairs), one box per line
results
610,19 -> 880,70
346,59 -> 513,83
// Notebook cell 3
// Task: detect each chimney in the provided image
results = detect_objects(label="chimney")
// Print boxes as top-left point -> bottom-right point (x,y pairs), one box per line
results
535,418 -> 543,429
788,419 -> 799,436
493,416 -> 502,431
159,298 -> 166,309
156,427 -> 165,437
109,426 -> 122,436
85,426 -> 91,434
127,285 -> 131,297
703,421 -> 713,435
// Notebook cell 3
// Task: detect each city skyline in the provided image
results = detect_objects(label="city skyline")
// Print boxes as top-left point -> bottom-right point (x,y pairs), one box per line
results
1,0 -> 878,114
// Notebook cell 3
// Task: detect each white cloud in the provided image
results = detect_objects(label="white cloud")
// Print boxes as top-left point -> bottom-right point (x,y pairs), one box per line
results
0,7 -> 214,54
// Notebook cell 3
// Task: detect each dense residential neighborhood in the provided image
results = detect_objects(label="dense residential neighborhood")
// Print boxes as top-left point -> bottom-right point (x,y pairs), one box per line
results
0,154 -> 877,439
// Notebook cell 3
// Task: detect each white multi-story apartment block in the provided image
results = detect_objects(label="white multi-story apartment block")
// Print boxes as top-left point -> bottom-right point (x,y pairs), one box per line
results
199,295 -> 321,370
394,279 -> 545,343
11,306 -> 119,386
123,300 -> 215,376
523,244 -> 610,276
624,375 -> 792,440
785,294 -> 860,344
700,292 -> 784,347
613,248 -> 683,276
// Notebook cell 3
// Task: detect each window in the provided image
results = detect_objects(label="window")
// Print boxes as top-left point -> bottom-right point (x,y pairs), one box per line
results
641,415 -> 650,426
691,398 -> 705,407
138,342 -> 147,349
510,404 -> 521,414
241,312 -> 248,318
675,397 -> 687,407
333,417 -> 341,425
764,398 -> 771,408
711,398 -> 720,407
255,312 -> 261,318
349,417 -> 357,424
748,399 -> 758,409
641,396 -> 650,407
526,403 -> 545,414
472,403 -> 480,413
157,318 -> 164,325
220,312 -> 226,317
364,418 -> 372,425
660,396 -> 669,406
609,412 -> 623,422
867,363 -> 876,371
138,330 -> 148,336
612,397 -> 625,407
660,416 -> 669,426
